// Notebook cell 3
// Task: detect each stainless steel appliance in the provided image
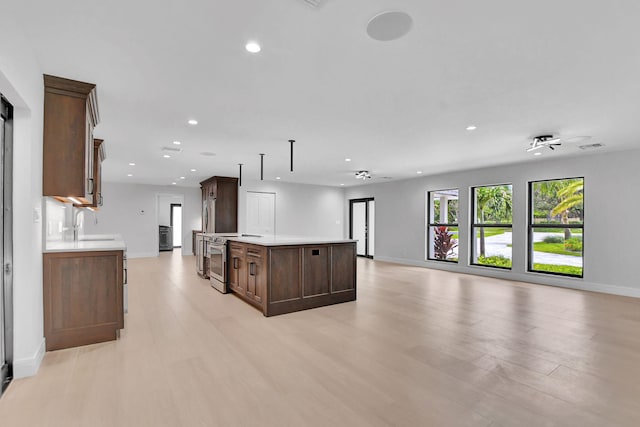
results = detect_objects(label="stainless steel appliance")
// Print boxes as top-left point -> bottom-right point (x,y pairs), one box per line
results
195,233 -> 212,278
202,198 -> 216,233
209,235 -> 236,293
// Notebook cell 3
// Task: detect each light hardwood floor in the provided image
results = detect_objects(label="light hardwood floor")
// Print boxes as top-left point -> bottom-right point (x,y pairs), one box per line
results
2,251 -> 640,426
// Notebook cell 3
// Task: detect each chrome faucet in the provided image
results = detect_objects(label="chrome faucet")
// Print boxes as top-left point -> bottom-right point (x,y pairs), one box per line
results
72,207 -> 84,241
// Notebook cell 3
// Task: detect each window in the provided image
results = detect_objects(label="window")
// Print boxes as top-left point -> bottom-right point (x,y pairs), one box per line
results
471,184 -> 513,268
427,189 -> 459,262
528,178 -> 583,277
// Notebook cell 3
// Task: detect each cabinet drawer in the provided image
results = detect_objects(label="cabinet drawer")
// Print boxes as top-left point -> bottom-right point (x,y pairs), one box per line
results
229,243 -> 245,252
246,247 -> 264,258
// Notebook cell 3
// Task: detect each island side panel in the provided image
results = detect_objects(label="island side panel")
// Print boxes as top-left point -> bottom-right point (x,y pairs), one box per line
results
303,246 -> 330,297
268,247 -> 302,303
330,243 -> 357,293
266,242 -> 356,317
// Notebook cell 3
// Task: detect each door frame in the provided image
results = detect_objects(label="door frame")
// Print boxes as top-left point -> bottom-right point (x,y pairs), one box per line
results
349,198 -> 374,259
1,94 -> 14,395
170,203 -> 182,248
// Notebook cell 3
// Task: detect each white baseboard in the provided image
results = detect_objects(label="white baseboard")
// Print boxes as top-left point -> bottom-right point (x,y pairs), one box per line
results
127,252 -> 158,259
13,337 -> 46,378
374,255 -> 640,299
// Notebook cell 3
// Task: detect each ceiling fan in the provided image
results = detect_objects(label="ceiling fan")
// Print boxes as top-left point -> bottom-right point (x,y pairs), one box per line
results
527,134 -> 593,152
527,135 -> 562,152
354,170 -> 372,180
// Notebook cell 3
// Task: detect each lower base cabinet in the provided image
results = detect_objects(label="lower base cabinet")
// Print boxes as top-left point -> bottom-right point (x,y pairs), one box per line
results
228,241 -> 356,316
43,250 -> 124,351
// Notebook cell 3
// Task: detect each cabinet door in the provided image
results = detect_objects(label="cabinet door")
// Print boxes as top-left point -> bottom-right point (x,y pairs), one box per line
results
228,246 -> 246,294
246,254 -> 265,304
85,103 -> 94,203
43,250 -> 123,351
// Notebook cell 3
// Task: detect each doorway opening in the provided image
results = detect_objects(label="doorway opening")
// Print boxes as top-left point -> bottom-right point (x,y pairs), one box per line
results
170,203 -> 182,248
1,94 -> 14,396
349,198 -> 374,258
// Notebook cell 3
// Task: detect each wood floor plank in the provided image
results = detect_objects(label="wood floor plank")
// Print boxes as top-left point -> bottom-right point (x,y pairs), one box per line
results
1,253 -> 640,426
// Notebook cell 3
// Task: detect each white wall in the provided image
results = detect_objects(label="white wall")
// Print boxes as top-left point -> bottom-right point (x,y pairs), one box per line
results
238,179 -> 344,238
157,195 -> 183,226
0,17 -> 46,377
344,149 -> 640,298
82,182 -> 200,257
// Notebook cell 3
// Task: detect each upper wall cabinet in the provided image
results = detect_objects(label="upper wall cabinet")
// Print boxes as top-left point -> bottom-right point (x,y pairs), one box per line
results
43,74 -> 100,205
200,176 -> 238,233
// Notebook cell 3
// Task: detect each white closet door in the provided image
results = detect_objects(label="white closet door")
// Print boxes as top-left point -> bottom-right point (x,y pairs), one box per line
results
246,192 -> 276,236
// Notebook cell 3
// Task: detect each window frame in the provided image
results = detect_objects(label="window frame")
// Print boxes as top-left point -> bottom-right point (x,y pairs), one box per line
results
527,177 -> 584,278
426,189 -> 459,263
470,183 -> 513,270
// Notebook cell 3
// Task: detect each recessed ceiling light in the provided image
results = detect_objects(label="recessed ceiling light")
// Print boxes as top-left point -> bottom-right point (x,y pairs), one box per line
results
276,176 -> 281,180
466,125 -> 477,131
534,152 -> 542,156
173,141 -> 181,145
171,182 -> 177,185
127,174 -> 133,177
417,171 -> 423,174
190,168 -> 196,172
245,41 -> 261,53
163,154 -> 171,158
187,119 -> 198,125
345,158 -> 352,162
180,176 -> 185,179
128,162 -> 136,166
340,183 -> 345,186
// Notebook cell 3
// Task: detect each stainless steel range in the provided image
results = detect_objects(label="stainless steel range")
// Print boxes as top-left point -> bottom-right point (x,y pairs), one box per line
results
209,235 -> 237,293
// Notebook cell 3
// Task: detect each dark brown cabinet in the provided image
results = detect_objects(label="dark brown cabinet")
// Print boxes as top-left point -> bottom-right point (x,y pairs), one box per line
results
227,241 -> 356,316
228,243 -> 267,306
43,75 -> 100,204
246,248 -> 266,304
228,243 -> 248,296
93,138 -> 105,207
200,176 -> 238,233
43,250 -> 124,351
75,138 -> 105,209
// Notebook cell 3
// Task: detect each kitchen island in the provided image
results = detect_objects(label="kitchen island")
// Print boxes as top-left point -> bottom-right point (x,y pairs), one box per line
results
226,236 -> 356,316
43,235 -> 127,350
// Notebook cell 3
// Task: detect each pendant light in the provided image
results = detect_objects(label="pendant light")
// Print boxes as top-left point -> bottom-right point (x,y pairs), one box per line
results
238,163 -> 243,187
259,153 -> 265,180
289,139 -> 295,173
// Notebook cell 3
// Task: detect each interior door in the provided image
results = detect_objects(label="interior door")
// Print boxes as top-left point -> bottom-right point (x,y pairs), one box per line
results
1,94 -> 13,395
170,203 -> 182,248
350,198 -> 374,258
246,192 -> 275,236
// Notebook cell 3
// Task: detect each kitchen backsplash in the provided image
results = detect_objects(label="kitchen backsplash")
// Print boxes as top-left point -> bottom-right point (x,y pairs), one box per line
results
44,197 -> 93,242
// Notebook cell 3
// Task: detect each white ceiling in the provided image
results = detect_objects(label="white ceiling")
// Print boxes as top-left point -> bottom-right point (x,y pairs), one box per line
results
8,0 -> 640,187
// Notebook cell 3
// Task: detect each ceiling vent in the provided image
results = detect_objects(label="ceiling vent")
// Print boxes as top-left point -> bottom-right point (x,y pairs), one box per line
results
200,151 -> 216,157
162,146 -> 183,153
578,143 -> 604,150
301,0 -> 327,8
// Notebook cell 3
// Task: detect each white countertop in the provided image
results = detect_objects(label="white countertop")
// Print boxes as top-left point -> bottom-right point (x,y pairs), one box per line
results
227,235 -> 356,247
44,234 -> 127,253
